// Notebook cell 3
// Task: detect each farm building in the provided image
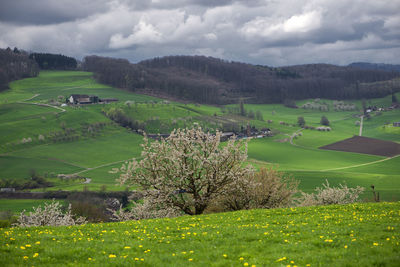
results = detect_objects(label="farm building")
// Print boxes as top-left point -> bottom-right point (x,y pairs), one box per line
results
394,122 -> 400,127
68,94 -> 98,104
68,95 -> 117,104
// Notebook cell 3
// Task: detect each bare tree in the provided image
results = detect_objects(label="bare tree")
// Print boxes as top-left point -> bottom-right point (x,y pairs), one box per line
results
114,126 -> 253,215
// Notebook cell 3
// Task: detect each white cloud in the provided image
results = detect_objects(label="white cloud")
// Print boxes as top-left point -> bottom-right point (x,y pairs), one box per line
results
109,20 -> 162,48
283,11 -> 321,33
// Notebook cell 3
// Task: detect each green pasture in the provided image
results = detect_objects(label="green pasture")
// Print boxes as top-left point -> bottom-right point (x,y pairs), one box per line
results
7,131 -> 143,169
247,138 -> 382,171
0,70 -> 398,201
0,156 -> 83,180
1,202 -> 399,266
0,199 -> 65,213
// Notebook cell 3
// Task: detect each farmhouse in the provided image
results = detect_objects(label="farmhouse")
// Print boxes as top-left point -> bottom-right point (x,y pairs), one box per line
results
394,122 -> 400,127
68,95 -> 118,104
68,94 -> 98,104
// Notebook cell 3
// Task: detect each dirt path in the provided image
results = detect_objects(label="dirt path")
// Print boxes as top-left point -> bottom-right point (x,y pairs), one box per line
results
320,154 -> 399,172
24,94 -> 40,101
61,83 -> 93,91
72,158 -> 132,176
359,115 -> 364,136
16,101 -> 66,113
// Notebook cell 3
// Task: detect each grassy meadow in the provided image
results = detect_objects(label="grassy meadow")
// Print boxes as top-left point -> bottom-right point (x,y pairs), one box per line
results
1,202 -> 399,266
0,70 -> 399,203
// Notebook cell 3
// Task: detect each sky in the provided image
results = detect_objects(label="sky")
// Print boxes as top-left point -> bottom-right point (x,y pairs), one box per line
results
0,0 -> 399,67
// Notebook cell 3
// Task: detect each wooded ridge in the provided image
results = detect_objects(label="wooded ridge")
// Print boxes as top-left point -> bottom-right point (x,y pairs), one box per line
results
83,55 -> 400,104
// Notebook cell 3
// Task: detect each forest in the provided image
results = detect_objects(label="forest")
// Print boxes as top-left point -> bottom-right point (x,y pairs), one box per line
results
83,55 -> 400,104
0,48 -> 39,90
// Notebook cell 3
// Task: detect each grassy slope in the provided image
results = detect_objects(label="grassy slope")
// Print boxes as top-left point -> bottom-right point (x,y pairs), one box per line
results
0,202 -> 399,266
0,70 -> 399,198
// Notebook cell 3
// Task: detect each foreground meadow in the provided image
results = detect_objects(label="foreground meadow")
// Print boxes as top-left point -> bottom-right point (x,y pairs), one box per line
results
1,202 -> 399,266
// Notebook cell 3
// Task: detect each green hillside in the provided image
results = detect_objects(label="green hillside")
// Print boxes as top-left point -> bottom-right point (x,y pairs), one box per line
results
0,70 -> 399,199
1,202 -> 399,266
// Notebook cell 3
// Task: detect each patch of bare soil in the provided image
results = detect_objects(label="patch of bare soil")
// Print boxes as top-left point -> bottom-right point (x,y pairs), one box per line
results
319,135 -> 400,157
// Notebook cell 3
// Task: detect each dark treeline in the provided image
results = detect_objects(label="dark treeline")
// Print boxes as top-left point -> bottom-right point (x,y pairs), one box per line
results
0,47 -> 39,90
83,55 -> 400,104
348,62 -> 400,73
29,53 -> 77,70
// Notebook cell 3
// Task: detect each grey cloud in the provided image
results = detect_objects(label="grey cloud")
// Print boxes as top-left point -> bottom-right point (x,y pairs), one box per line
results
0,0 -> 399,66
0,0 -> 110,25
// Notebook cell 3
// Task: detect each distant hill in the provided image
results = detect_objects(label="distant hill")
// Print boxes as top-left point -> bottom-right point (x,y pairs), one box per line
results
349,62 -> 400,72
83,55 -> 400,104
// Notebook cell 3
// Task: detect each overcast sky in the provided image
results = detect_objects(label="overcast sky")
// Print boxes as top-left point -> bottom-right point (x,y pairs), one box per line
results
1,0 -> 399,66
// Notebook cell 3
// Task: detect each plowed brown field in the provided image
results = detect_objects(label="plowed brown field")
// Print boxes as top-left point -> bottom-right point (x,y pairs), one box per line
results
319,135 -> 400,157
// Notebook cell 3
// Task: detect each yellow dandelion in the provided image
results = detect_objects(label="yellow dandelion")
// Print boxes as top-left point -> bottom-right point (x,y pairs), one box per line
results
244,263 -> 249,266
26,244 -> 31,247
33,253 -> 39,258
20,246 -> 26,250
373,242 -> 379,246
124,246 -> 131,249
109,254 -> 116,258
276,257 -> 287,262
239,257 -> 244,261
223,254 -> 228,258
188,258 -> 193,261
35,241 -> 40,245
135,258 -> 139,261
88,258 -> 92,261
344,245 -> 348,249
23,256 -> 28,260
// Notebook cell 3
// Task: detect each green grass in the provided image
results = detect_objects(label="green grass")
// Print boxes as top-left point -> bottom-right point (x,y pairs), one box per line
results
0,202 -> 399,266
0,199 -> 65,213
0,156 -> 83,180
0,70 -> 398,199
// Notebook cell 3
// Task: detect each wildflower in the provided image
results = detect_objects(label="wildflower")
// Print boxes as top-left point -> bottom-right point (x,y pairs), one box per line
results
344,245 -> 348,249
135,258 -> 139,261
276,257 -> 287,262
244,263 -> 249,266
373,242 -> 379,246
23,256 -> 28,260
223,254 -> 228,258
239,257 -> 244,261
109,254 -> 116,258
189,258 -> 193,261
124,246 -> 131,249
26,244 -> 31,247
33,253 -> 39,258
20,246 -> 26,250
35,241 -> 40,245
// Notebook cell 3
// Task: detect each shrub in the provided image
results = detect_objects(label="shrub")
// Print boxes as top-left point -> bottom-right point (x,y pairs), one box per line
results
211,167 -> 299,212
109,198 -> 181,221
15,201 -> 86,227
320,115 -> 330,126
295,180 -> 365,206
297,116 -> 305,127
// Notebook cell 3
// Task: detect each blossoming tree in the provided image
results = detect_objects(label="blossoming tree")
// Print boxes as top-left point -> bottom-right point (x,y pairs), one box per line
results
115,126 -> 252,215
